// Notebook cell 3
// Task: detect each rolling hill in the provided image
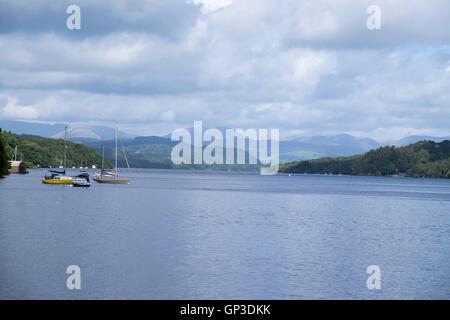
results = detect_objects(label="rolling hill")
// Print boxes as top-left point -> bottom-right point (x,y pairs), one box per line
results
280,140 -> 450,178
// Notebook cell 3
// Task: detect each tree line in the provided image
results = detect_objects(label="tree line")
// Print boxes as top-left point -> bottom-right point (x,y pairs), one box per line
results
0,130 -> 112,170
280,140 -> 450,178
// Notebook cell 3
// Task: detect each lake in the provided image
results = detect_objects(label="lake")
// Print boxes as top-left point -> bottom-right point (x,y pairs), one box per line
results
0,169 -> 449,299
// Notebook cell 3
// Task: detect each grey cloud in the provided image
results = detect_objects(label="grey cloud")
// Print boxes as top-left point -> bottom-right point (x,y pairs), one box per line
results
0,0 -> 449,141
0,0 -> 200,39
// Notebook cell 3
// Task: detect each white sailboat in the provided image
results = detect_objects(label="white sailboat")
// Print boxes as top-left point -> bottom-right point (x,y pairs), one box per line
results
93,126 -> 131,184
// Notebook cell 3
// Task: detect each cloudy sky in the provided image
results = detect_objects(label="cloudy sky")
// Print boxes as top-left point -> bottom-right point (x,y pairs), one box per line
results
0,0 -> 449,140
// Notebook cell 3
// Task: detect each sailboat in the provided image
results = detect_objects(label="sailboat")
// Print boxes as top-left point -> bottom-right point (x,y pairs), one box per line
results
42,127 -> 73,184
93,126 -> 131,184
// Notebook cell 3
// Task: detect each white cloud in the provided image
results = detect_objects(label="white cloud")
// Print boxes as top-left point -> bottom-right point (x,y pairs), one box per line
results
0,0 -> 449,139
161,110 -> 175,121
187,0 -> 233,14
1,97 -> 39,119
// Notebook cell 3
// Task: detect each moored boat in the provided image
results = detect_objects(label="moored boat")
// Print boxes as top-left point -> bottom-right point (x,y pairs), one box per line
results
72,172 -> 91,187
42,169 -> 73,184
93,174 -> 130,184
93,126 -> 131,184
42,127 -> 73,184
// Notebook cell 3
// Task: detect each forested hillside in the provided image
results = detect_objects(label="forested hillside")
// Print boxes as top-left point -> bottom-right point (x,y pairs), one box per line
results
1,130 -> 112,169
280,140 -> 450,178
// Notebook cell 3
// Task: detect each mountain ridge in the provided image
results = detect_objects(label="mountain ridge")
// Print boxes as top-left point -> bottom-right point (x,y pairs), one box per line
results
2,120 -> 449,163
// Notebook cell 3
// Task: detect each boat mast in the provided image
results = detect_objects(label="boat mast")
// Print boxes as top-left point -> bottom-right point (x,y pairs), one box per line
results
64,126 -> 67,169
14,145 -> 17,161
101,141 -> 104,170
115,125 -> 118,174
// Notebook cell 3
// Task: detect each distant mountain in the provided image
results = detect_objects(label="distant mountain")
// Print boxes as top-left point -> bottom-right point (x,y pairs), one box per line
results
82,136 -> 173,160
2,120 -> 449,165
87,131 -> 445,166
0,120 -> 133,140
82,136 -> 255,170
280,134 -> 381,162
0,120 -> 66,137
52,126 -> 133,140
383,135 -> 450,147
162,126 -> 246,140
81,132 -> 383,167
165,129 -> 382,162
287,134 -> 380,150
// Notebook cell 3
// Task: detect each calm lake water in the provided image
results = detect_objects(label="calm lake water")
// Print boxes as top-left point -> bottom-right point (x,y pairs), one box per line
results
0,169 -> 449,299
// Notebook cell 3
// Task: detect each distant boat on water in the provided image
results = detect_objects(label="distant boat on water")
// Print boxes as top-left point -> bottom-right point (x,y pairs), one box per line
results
93,126 -> 131,184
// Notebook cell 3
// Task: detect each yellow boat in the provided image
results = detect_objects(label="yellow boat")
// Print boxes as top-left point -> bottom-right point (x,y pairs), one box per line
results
42,126 -> 73,185
42,180 -> 72,184
42,172 -> 73,184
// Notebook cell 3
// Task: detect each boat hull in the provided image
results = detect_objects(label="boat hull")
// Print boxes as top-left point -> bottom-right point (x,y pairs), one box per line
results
93,178 -> 130,184
42,178 -> 73,184
73,183 -> 90,187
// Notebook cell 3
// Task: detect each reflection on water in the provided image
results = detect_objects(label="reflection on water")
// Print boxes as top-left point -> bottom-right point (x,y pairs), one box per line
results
0,169 -> 449,299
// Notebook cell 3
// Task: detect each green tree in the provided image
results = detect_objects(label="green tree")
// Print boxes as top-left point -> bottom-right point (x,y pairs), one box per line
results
1,131 -> 112,169
0,128 -> 10,176
281,140 -> 450,179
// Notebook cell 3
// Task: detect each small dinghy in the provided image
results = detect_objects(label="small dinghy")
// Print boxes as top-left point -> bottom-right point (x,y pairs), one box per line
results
72,172 -> 91,187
